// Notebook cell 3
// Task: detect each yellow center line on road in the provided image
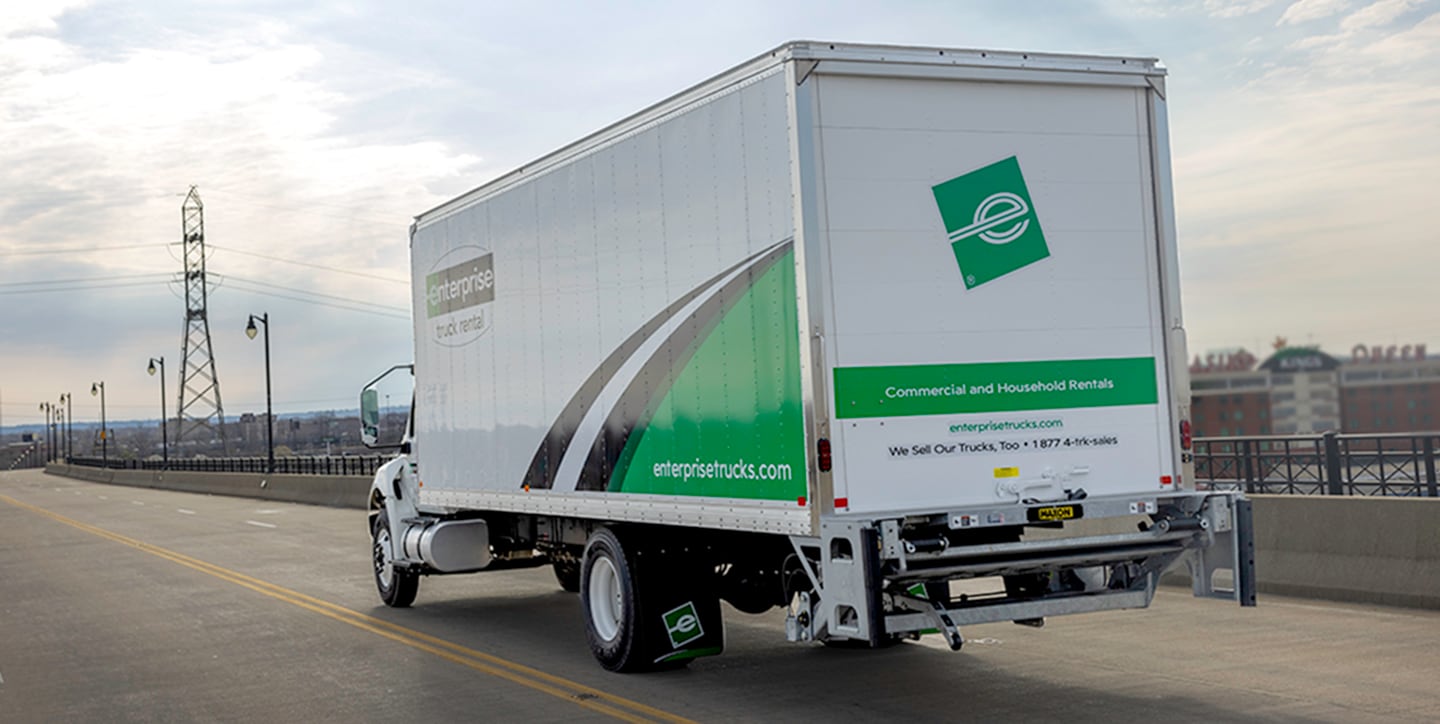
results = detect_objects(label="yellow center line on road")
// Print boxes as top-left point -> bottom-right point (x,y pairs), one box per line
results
0,493 -> 696,724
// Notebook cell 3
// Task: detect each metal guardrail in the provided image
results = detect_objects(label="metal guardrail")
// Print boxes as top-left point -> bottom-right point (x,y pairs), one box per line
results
52,433 -> 1440,496
1194,432 -> 1440,497
65,455 -> 389,477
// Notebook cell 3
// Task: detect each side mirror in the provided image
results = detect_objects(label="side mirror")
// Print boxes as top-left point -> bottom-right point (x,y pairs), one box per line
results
360,389 -> 381,446
359,364 -> 414,450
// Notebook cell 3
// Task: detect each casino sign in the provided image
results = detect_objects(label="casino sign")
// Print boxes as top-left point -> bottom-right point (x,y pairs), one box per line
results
1259,347 -> 1341,373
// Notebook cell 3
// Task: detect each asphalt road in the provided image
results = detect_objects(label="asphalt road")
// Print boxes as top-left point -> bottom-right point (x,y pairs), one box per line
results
2,469 -> 1438,723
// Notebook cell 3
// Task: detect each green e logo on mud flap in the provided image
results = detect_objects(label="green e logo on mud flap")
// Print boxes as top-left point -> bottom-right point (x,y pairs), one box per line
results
662,601 -> 704,648
931,156 -> 1049,289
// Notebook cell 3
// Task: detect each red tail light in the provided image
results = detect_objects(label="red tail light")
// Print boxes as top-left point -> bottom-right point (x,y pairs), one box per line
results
1179,419 -> 1193,450
817,438 -> 832,472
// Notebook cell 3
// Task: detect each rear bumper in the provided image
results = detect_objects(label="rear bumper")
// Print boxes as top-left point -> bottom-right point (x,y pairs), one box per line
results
787,491 -> 1254,647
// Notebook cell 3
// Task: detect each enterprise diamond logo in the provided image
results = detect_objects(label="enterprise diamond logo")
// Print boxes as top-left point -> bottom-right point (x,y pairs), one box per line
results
931,156 -> 1049,289
662,601 -> 704,648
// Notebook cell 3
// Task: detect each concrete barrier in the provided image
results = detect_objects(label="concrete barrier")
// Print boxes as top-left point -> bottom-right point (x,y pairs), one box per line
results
41,466 -> 1440,609
1249,494 -> 1440,610
45,463 -> 370,509
1032,494 -> 1439,609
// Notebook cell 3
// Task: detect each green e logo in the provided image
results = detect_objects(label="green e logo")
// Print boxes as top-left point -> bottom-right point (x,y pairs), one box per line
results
662,601 -> 704,648
931,156 -> 1050,289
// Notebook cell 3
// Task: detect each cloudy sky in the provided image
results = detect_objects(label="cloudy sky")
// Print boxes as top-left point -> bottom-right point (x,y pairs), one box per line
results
1,0 -> 1436,428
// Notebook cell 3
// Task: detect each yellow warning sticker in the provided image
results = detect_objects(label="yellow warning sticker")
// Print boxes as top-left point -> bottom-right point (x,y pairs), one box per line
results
993,467 -> 1019,478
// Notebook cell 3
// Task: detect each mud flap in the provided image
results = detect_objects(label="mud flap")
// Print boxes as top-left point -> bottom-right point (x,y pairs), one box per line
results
633,548 -> 726,666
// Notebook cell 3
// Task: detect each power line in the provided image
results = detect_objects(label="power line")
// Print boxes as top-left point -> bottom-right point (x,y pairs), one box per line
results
0,272 -> 171,288
0,266 -> 410,320
210,245 -> 406,284
221,274 -> 409,314
0,275 -> 411,321
0,280 -> 164,296
222,281 -> 411,321
202,186 -> 402,226
0,243 -> 167,256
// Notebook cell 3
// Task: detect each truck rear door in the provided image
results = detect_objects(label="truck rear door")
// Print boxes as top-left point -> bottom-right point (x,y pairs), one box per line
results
805,63 -> 1179,516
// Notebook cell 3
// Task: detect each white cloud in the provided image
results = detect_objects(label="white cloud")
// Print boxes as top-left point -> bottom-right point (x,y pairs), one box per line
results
0,1 -> 89,37
0,24 -> 479,274
1173,7 -> 1440,353
0,11 -> 483,419
1277,0 -> 1353,24
1362,10 -> 1440,60
1341,0 -> 1423,29
1204,0 -> 1284,17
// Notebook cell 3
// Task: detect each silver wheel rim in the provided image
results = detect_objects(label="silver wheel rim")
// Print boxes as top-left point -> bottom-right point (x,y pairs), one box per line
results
588,555 -> 622,642
374,525 -> 394,589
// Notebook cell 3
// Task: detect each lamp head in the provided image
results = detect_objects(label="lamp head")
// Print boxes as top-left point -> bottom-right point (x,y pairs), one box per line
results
91,383 -> 99,397
245,317 -> 259,340
147,359 -> 157,376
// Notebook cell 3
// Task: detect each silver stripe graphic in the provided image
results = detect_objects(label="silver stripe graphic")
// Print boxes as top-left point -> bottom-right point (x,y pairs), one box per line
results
549,240 -> 788,492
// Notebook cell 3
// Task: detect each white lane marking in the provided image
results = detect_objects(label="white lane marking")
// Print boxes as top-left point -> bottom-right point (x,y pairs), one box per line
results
177,509 -> 196,515
54,488 -> 62,492
73,491 -> 82,495
253,509 -> 283,515
98,495 -> 108,500
0,668 -> 5,684
244,520 -> 277,529
131,501 -> 145,506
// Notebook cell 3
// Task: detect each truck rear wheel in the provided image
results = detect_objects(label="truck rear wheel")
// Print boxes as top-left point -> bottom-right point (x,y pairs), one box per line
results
580,528 -> 727,672
372,512 -> 419,607
581,528 -> 646,671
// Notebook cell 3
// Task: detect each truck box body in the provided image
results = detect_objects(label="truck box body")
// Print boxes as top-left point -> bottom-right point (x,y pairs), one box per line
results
373,43 -> 1251,669
409,43 -> 1185,534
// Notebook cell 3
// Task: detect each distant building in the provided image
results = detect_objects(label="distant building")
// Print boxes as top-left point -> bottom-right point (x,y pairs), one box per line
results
1190,342 -> 1438,436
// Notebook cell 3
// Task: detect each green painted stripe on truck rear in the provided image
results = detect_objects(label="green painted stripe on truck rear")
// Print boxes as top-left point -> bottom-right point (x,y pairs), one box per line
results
833,357 -> 1159,419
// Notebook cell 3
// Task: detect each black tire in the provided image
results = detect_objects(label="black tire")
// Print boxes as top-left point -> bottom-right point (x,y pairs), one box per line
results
553,559 -> 581,593
580,528 -> 647,672
372,512 -> 419,608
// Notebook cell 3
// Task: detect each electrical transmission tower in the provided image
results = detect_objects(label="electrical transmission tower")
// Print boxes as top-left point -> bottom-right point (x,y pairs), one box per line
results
175,187 -> 228,453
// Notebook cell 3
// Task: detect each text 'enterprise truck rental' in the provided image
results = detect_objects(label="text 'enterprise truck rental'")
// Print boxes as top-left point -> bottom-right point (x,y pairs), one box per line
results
360,41 -> 1256,673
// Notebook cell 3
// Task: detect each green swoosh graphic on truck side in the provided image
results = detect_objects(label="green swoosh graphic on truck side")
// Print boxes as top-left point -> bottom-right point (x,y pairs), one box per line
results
520,241 -> 790,491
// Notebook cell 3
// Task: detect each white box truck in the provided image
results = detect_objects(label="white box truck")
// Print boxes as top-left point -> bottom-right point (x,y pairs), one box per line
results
360,41 -> 1255,672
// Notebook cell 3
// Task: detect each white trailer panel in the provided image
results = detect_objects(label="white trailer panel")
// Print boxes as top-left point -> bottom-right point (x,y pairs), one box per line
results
411,67 -> 813,534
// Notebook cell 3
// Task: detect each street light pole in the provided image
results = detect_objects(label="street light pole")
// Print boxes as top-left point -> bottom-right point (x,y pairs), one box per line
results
148,357 -> 168,468
52,399 -> 63,463
245,313 -> 273,475
91,381 -> 107,467
39,402 -> 52,462
59,393 -> 71,461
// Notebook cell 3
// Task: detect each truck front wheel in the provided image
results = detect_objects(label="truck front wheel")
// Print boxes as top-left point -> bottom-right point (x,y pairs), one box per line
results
372,512 -> 419,607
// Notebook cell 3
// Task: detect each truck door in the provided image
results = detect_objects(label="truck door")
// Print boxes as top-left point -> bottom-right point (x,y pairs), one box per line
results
807,70 -> 1178,515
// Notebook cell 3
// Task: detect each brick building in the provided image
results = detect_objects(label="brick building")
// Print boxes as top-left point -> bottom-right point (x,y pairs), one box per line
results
1190,342 -> 1438,437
